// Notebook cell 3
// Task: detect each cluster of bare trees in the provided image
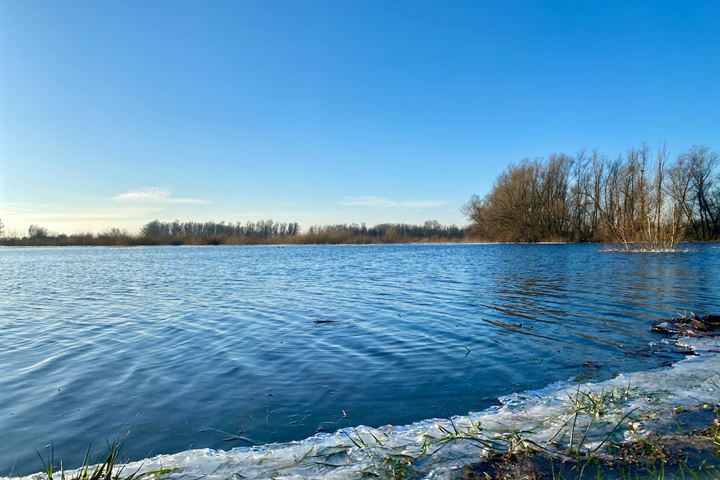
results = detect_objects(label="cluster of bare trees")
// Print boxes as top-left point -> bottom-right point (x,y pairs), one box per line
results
303,221 -> 465,244
463,145 -> 719,250
140,220 -> 301,244
27,224 -> 49,239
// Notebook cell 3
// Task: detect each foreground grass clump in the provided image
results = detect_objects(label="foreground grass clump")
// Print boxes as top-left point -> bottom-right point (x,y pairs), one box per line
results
459,404 -> 720,479
37,441 -> 174,480
327,387 -> 720,479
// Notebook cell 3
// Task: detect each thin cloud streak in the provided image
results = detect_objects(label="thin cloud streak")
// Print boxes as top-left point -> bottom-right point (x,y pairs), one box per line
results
113,188 -> 210,205
340,196 -> 448,209
0,202 -> 161,219
0,202 -> 165,233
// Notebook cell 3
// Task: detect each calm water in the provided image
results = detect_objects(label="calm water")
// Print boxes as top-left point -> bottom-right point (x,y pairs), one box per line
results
0,244 -> 718,475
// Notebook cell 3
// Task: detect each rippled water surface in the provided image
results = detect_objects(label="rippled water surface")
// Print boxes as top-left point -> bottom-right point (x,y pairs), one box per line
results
1,244 -> 718,475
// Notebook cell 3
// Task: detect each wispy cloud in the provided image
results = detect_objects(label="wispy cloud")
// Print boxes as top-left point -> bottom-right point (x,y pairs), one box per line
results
0,201 -> 166,233
113,188 -> 210,205
340,196 -> 448,209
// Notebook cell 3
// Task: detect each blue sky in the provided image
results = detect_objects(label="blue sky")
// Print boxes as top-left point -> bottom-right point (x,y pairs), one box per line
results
1,0 -> 718,233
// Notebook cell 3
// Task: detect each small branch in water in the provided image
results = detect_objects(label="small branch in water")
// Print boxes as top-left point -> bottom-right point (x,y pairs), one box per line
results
200,427 -> 259,445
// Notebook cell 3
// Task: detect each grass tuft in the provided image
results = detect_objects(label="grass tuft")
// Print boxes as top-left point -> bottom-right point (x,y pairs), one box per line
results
36,440 -> 155,480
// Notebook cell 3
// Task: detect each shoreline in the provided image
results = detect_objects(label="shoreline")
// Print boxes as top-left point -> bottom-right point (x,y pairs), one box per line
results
1,241 -> 717,249
8,316 -> 720,480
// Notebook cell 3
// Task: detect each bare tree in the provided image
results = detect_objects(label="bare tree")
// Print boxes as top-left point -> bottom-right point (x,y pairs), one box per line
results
687,146 -> 719,240
28,224 -> 49,239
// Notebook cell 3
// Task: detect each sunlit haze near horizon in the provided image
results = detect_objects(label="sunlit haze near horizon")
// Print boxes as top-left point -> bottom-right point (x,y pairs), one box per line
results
1,0 -> 718,234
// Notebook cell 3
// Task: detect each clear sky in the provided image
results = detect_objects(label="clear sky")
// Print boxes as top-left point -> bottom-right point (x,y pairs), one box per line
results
1,0 -> 718,234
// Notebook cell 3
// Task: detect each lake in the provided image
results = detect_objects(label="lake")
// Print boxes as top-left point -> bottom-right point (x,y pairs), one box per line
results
1,244 -> 718,476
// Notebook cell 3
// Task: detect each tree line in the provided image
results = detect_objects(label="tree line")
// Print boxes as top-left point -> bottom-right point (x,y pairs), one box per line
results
463,145 -> 719,249
0,220 -> 466,246
141,220 -> 301,242
1,144 -> 717,249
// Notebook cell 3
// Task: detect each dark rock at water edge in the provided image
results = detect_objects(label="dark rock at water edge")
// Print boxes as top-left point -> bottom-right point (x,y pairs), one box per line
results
651,313 -> 720,337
